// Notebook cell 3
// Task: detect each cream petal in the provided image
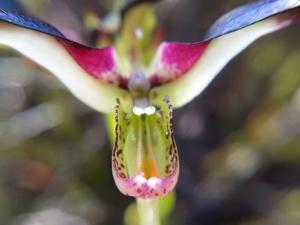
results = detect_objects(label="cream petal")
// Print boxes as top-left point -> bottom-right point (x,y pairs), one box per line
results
148,0 -> 300,108
0,10 -> 131,112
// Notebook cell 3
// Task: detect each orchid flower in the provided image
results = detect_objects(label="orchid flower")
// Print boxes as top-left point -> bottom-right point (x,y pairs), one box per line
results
0,0 -> 300,221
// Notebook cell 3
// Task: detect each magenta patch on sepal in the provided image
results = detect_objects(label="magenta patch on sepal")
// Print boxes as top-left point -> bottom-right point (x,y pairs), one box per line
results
57,39 -> 128,87
149,41 -> 210,86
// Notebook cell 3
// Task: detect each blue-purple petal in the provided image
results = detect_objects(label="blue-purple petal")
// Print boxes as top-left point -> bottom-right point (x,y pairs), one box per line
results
0,8 -> 65,39
205,0 -> 300,40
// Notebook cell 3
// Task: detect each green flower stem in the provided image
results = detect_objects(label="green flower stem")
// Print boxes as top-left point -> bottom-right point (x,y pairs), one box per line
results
137,198 -> 161,225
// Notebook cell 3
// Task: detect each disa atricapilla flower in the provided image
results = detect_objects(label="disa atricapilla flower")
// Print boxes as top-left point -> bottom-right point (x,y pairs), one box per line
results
0,0 -> 299,199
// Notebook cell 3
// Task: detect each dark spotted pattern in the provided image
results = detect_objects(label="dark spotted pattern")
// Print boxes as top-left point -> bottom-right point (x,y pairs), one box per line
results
160,96 -> 179,178
112,99 -> 127,180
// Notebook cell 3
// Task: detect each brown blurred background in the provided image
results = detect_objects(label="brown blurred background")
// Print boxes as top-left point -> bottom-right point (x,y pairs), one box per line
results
0,0 -> 300,225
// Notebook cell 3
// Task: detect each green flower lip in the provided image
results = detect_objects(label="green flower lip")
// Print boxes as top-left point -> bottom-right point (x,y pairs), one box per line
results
112,97 -> 179,199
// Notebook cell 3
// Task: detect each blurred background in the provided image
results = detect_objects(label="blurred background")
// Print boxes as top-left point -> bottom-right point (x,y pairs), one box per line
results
0,0 -> 300,224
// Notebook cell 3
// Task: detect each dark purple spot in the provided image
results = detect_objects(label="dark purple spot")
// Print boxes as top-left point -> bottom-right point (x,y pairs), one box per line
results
116,149 -> 123,157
